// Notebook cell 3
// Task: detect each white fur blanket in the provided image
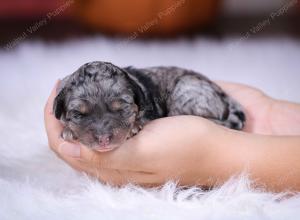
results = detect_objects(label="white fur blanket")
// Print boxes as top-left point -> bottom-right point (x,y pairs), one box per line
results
0,36 -> 300,220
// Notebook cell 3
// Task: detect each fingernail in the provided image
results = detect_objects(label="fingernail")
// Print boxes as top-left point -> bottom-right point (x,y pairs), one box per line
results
59,142 -> 81,158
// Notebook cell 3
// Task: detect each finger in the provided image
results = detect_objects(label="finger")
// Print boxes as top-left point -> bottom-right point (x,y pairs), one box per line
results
44,80 -> 60,116
43,81 -> 88,170
78,136 -> 150,171
89,167 -> 159,187
43,81 -> 80,159
44,80 -> 65,153
215,81 -> 245,96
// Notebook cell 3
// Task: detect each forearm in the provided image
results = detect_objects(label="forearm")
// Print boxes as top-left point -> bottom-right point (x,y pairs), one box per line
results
198,130 -> 300,192
248,135 -> 300,192
271,100 -> 300,135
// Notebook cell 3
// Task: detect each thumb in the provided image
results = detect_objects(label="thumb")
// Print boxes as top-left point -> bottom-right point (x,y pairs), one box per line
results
58,141 -> 81,158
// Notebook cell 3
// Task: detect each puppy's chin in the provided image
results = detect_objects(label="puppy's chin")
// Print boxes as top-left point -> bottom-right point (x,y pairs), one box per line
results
92,144 -> 121,152
89,131 -> 130,152
90,138 -> 127,152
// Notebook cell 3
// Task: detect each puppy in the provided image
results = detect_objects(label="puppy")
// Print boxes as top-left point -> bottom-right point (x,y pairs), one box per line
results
53,61 -> 246,151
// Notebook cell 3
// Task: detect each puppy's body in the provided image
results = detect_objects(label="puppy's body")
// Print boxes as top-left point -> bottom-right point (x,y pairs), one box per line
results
54,61 -> 245,151
124,66 -> 245,128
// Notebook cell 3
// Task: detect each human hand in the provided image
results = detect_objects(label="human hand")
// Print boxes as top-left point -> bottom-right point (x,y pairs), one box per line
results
216,81 -> 296,135
44,82 -> 235,186
45,81 -> 300,188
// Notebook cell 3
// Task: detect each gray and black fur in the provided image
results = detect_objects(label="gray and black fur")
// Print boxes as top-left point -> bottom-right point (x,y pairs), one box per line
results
53,61 -> 246,151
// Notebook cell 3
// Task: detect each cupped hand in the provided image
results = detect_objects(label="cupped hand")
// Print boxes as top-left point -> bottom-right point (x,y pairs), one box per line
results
45,81 -> 295,186
44,82 -> 232,186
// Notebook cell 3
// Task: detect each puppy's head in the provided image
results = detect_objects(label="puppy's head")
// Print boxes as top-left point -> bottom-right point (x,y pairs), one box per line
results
53,61 -> 143,151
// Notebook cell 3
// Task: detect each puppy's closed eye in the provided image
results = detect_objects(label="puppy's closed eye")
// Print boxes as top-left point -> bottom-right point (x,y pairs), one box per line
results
69,110 -> 86,120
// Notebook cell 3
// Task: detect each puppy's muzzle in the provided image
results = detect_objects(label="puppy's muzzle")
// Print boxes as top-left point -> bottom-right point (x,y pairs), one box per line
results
94,134 -> 113,151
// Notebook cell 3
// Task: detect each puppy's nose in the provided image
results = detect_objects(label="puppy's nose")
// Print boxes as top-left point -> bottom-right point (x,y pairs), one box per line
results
98,134 -> 112,147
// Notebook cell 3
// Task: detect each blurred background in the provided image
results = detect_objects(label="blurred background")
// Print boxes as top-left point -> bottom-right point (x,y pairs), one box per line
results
0,0 -> 299,44
0,0 -> 299,101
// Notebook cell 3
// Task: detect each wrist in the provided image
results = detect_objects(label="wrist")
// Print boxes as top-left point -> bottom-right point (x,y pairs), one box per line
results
195,129 -> 268,188
190,126 -> 247,187
270,99 -> 300,135
205,131 -> 300,192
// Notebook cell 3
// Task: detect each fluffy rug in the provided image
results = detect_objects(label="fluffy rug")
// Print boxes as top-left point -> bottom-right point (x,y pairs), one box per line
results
0,36 -> 300,220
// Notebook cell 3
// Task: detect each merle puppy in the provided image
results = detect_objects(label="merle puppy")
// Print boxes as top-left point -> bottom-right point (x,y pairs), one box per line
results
53,61 -> 245,151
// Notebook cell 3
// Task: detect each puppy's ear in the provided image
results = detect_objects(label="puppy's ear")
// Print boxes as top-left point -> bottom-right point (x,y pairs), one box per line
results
53,88 -> 66,119
122,68 -> 145,108
53,76 -> 70,119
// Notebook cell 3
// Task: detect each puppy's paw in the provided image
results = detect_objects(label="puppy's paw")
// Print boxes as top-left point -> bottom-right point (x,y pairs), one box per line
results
61,127 -> 76,141
128,124 -> 143,138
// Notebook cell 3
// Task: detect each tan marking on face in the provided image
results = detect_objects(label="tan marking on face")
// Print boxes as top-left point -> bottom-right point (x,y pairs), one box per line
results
79,103 -> 89,114
132,104 -> 138,112
111,100 -> 122,111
